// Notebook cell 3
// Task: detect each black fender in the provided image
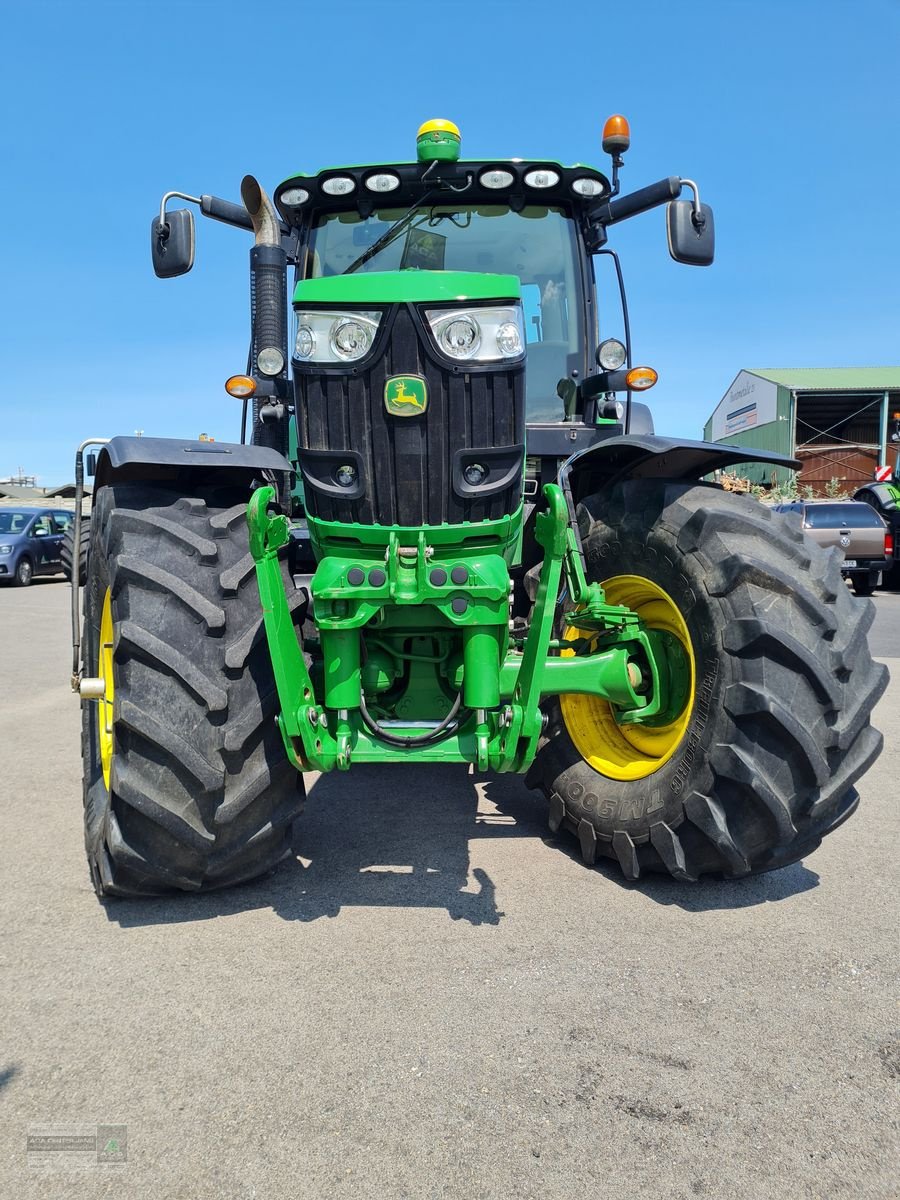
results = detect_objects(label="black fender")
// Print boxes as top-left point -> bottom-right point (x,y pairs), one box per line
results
853,482 -> 900,514
562,434 -> 799,506
93,436 -> 293,493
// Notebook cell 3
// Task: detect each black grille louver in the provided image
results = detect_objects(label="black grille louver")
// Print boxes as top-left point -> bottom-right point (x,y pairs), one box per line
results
294,307 -> 525,526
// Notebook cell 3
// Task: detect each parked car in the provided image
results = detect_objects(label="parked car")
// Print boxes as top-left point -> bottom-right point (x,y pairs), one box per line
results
0,508 -> 74,586
773,500 -> 892,596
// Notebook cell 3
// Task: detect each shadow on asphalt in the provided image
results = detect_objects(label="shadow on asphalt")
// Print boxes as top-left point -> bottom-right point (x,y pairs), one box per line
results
102,766 -> 543,929
100,764 -> 821,928
533,816 -> 821,911
0,1064 -> 20,1092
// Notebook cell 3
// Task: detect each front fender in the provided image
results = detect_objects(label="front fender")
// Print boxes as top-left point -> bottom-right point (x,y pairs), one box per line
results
563,434 -> 799,506
93,436 -> 292,492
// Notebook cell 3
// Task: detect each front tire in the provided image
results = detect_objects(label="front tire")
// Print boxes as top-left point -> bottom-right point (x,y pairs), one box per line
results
528,479 -> 888,881
82,483 -> 306,897
62,515 -> 90,586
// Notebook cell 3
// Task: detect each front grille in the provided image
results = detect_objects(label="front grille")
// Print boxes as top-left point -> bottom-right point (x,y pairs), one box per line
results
294,306 -> 525,526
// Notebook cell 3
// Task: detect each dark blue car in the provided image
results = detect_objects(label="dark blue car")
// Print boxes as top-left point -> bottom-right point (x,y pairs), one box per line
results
0,507 -> 73,586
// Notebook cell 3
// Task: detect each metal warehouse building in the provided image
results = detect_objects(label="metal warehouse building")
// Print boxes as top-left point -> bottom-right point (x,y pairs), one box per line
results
703,368 -> 900,492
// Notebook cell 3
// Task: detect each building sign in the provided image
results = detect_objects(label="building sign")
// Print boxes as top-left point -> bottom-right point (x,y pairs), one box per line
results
710,371 -> 779,441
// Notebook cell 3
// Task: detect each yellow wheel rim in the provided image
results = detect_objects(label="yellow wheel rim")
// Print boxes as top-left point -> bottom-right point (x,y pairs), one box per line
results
98,587 -> 115,790
560,575 -> 696,782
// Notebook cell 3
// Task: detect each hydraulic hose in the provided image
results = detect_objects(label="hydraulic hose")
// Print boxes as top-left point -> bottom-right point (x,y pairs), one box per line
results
358,688 -> 465,748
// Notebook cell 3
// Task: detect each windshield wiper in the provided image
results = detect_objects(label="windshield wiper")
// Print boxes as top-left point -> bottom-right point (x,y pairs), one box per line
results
343,190 -> 437,274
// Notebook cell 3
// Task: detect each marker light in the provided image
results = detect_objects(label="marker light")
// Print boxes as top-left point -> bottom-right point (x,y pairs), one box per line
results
225,375 -> 256,399
597,338 -> 626,370
625,366 -> 658,391
417,118 -> 461,163
365,172 -> 401,193
257,347 -> 285,376
480,168 -> 515,189
572,177 -> 606,197
280,187 -> 309,206
602,114 -> 631,156
321,176 -> 356,196
523,168 -> 560,189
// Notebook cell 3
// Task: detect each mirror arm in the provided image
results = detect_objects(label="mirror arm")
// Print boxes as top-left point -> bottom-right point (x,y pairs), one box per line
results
158,190 -> 202,237
678,178 -> 706,228
157,190 -> 291,238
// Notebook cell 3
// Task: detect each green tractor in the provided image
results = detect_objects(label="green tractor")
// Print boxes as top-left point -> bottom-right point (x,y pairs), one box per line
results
71,116 -> 887,896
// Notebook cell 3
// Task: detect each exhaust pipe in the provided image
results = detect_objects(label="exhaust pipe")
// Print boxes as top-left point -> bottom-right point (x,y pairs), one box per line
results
240,175 -> 281,248
240,175 -> 289,463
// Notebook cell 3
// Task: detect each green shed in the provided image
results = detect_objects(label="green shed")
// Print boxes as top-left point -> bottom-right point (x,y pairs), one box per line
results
703,368 -> 900,492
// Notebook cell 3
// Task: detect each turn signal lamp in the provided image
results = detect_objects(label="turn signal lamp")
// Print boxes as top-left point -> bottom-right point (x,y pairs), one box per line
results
225,375 -> 256,399
625,366 -> 658,391
602,114 -> 631,156
417,118 -> 461,163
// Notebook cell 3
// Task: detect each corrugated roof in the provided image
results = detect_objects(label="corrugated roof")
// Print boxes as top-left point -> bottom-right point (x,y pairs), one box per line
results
0,485 -> 44,500
45,483 -> 90,498
747,367 -> 900,391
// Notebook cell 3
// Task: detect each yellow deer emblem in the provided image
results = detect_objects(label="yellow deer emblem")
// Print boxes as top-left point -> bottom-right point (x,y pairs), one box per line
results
384,376 -> 428,416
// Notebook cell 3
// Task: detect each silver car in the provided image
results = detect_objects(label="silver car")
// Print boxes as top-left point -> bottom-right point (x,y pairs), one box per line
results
774,500 -> 891,596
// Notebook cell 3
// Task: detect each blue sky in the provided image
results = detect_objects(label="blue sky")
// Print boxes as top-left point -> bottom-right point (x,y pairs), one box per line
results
2,0 -> 898,484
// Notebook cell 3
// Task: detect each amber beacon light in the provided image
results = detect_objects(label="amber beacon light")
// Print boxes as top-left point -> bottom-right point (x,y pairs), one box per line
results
602,114 -> 631,156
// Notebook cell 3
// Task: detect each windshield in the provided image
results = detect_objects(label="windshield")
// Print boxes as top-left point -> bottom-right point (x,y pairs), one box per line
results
306,205 -> 585,421
0,510 -> 33,535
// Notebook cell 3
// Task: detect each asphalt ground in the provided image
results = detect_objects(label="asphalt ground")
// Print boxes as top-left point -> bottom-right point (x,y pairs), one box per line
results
1,579 -> 897,1200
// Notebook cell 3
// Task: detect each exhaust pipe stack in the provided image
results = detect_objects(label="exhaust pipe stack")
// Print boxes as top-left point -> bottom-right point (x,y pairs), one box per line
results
240,175 -> 289,460
241,175 -> 282,248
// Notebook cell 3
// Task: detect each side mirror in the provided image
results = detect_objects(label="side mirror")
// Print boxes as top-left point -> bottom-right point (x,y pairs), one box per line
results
666,199 -> 715,266
151,208 -> 195,278
85,451 -> 98,477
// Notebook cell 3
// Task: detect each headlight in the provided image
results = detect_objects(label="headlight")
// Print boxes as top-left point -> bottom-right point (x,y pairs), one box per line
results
0,545 -> 12,556
425,305 -> 525,363
597,338 -> 627,370
293,310 -> 382,364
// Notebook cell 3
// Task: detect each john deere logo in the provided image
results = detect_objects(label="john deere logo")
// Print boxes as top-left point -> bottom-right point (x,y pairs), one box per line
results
385,375 -> 427,417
